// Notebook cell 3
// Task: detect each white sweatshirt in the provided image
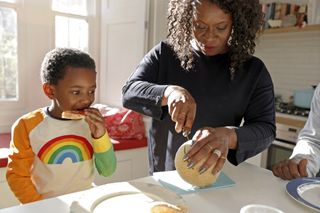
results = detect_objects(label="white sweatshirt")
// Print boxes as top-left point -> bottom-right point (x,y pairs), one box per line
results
291,83 -> 320,177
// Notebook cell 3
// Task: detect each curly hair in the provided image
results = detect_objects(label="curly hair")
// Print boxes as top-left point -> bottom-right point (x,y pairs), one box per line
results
167,0 -> 264,78
40,48 -> 96,85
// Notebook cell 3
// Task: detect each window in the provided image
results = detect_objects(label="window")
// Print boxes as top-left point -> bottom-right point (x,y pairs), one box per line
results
55,16 -> 88,51
52,0 -> 87,16
52,0 -> 89,51
0,3 -> 17,101
0,0 -> 98,132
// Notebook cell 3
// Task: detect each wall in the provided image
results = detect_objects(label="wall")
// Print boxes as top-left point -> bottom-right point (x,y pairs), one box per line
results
254,29 -> 320,102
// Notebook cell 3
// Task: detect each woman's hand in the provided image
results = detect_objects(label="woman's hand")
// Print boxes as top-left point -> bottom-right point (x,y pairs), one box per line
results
84,108 -> 106,139
183,127 -> 236,175
162,85 -> 196,134
272,158 -> 308,180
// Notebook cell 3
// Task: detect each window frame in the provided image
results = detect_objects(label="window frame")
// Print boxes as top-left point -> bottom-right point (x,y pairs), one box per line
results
0,0 -> 100,132
53,11 -> 89,51
0,0 -> 26,110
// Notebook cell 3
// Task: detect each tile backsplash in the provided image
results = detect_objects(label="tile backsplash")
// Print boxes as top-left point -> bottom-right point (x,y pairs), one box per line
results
254,29 -> 320,102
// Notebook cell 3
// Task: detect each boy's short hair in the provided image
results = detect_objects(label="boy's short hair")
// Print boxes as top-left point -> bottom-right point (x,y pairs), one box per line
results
40,48 -> 96,85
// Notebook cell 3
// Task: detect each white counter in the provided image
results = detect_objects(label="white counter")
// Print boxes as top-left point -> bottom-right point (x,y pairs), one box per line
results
0,162 -> 314,213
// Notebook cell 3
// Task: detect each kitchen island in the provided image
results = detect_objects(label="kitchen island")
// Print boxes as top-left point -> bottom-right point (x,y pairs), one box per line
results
0,162 -> 314,213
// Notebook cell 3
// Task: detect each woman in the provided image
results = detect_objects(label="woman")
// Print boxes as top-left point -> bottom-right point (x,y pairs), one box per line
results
122,0 -> 275,175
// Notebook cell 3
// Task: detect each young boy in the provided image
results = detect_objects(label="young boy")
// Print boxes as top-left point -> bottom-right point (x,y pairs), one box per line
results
6,48 -> 116,204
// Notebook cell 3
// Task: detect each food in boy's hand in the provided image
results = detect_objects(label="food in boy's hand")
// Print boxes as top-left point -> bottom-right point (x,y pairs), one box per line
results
150,201 -> 188,213
175,140 -> 220,188
61,110 -> 86,120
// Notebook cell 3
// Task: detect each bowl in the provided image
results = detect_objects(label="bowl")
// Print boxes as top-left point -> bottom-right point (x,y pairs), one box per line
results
240,204 -> 284,213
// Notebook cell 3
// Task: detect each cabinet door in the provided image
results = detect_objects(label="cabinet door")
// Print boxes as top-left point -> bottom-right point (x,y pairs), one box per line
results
0,168 -> 19,208
148,0 -> 168,48
99,0 -> 149,107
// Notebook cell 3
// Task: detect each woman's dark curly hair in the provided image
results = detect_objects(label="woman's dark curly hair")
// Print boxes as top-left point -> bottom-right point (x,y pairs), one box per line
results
167,0 -> 264,78
40,48 -> 96,85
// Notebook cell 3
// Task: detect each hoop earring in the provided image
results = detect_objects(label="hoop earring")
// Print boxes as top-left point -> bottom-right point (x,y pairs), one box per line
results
227,28 -> 234,46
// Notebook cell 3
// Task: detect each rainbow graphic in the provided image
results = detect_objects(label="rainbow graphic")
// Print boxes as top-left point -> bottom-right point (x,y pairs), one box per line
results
37,135 -> 93,164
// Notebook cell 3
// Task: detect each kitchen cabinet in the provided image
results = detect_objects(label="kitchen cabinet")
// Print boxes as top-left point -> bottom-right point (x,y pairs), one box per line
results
0,168 -> 19,208
93,147 -> 149,185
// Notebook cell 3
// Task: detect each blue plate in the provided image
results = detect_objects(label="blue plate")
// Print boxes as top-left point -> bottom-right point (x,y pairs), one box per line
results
286,177 -> 320,212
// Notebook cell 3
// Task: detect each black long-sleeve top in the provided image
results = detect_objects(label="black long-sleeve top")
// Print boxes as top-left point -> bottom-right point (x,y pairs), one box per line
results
122,41 -> 275,173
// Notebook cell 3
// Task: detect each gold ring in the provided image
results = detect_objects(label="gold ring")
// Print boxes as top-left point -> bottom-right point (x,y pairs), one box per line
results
220,156 -> 227,160
213,149 -> 222,158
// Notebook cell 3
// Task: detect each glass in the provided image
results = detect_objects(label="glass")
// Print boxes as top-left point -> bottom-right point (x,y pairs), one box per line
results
0,7 -> 18,100
52,0 -> 87,16
55,16 -> 88,51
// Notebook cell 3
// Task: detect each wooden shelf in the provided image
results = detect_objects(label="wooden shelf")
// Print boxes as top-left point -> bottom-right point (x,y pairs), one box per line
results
262,24 -> 320,34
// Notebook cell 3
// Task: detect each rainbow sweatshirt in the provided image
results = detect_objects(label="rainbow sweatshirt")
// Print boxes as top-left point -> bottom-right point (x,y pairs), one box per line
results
6,108 -> 116,203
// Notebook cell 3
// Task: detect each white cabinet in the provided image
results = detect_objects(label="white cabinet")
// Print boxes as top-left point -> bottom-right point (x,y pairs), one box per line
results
0,168 -> 19,209
99,0 -> 149,107
93,147 -> 149,185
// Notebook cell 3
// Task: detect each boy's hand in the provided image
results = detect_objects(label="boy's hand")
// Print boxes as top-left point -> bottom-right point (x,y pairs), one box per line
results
84,108 -> 106,139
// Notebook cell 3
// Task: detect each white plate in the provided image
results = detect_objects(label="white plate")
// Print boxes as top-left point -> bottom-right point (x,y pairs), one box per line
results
286,177 -> 320,212
70,181 -> 187,213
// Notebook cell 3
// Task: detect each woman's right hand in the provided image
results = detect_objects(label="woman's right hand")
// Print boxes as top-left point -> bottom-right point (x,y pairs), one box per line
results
162,85 -> 196,134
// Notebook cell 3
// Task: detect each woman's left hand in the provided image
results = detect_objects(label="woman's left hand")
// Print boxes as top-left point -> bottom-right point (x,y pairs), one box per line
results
84,108 -> 106,139
183,127 -> 235,175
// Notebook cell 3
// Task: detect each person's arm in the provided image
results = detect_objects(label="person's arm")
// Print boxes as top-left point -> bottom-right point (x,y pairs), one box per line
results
122,42 -> 169,120
6,119 -> 43,204
232,64 -> 276,165
92,132 -> 116,177
272,158 -> 308,180
83,108 -> 116,176
272,84 -> 320,179
290,83 -> 320,177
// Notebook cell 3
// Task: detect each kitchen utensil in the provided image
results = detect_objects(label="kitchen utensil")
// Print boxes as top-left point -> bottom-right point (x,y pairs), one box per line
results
182,130 -> 191,140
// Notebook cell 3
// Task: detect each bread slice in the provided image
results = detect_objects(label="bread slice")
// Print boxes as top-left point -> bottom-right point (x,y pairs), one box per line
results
150,201 -> 188,213
61,110 -> 85,120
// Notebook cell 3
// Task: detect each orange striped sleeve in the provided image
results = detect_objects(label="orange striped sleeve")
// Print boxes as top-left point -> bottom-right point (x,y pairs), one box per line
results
6,109 -> 44,204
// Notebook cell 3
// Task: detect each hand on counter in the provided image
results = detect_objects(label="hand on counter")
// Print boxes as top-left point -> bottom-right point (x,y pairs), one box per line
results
272,158 -> 308,180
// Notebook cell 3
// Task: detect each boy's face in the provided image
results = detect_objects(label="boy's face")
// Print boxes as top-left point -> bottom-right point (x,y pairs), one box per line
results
44,67 -> 96,117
